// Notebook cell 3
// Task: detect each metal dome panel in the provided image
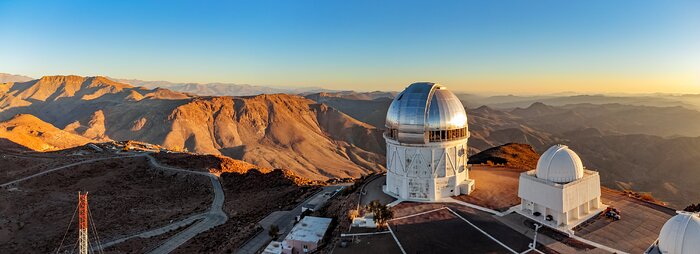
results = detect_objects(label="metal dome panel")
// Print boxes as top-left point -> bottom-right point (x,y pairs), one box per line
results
427,88 -> 468,131
385,82 -> 468,144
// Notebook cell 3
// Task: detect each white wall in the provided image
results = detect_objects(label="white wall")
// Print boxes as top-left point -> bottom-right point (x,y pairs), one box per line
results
518,170 -> 602,225
385,137 -> 470,201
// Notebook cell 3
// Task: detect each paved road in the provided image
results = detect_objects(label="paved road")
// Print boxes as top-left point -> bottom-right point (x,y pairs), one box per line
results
359,174 -> 395,206
0,154 -> 144,188
143,155 -> 228,254
236,185 -> 346,254
100,214 -> 206,249
1,151 -> 228,253
40,153 -> 228,253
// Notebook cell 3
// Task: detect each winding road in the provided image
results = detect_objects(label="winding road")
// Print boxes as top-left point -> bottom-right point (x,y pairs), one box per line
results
144,155 -> 227,254
1,152 -> 228,253
101,154 -> 228,254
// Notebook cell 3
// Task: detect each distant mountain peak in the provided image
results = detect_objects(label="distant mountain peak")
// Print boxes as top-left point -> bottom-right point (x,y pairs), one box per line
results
527,101 -> 551,109
0,73 -> 33,83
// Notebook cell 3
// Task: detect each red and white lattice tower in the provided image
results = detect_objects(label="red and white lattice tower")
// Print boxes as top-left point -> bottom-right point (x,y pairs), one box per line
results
78,192 -> 88,254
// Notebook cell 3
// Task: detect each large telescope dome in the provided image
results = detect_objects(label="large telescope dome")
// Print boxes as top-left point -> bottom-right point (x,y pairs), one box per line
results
658,213 -> 700,254
385,82 -> 468,144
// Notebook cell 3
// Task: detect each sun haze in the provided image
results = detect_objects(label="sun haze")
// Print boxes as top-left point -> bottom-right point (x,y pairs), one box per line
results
0,0 -> 698,93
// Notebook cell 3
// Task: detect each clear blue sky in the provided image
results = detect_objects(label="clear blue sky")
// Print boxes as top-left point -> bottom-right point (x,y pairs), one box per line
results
1,0 -> 698,93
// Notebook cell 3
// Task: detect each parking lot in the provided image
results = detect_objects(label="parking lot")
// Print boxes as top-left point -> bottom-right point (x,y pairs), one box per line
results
388,202 -> 546,254
574,189 -> 676,253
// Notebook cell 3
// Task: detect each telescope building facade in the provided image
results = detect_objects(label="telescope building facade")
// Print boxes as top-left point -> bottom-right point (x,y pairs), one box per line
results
383,82 -> 475,201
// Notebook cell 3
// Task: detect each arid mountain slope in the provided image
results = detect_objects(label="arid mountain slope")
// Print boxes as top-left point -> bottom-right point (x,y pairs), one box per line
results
0,76 -> 384,180
306,95 -> 700,208
0,114 -> 91,151
305,93 -> 393,128
468,143 -> 540,170
561,131 -> 700,209
156,95 -> 385,179
512,102 -> 700,137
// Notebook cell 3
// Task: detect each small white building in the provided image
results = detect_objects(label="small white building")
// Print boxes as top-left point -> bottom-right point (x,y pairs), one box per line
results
518,144 -> 603,227
276,216 -> 332,254
646,212 -> 700,254
262,241 -> 283,254
383,82 -> 475,201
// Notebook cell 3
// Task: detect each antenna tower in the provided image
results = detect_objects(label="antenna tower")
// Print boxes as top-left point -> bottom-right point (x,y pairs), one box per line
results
78,192 -> 88,254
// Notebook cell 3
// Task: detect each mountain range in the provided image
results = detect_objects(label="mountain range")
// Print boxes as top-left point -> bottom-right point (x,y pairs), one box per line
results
3,74 -> 700,208
0,75 -> 384,180
309,91 -> 700,208
110,77 -> 335,96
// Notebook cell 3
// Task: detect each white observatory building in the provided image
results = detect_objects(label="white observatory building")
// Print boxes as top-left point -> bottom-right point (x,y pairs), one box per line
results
518,144 -> 603,227
646,212 -> 700,254
383,82 -> 475,201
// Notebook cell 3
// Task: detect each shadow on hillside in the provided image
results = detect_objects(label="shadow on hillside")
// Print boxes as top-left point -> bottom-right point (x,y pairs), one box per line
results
0,138 -> 34,153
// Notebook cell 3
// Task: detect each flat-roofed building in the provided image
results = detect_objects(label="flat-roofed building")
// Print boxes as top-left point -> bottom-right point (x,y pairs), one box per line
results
518,144 -> 604,227
277,216 -> 332,254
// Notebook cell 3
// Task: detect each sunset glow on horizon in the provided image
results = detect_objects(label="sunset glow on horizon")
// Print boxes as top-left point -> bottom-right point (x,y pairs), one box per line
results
0,0 -> 698,94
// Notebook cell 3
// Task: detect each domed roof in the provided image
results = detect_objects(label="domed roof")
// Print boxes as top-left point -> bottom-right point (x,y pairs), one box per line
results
385,82 -> 468,144
536,145 -> 584,183
658,213 -> 700,254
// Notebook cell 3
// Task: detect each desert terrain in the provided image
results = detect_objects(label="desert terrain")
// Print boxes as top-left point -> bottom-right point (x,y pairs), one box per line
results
0,140 -> 322,253
0,75 -> 384,180
310,91 -> 700,208
0,155 -> 212,253
3,75 -> 700,208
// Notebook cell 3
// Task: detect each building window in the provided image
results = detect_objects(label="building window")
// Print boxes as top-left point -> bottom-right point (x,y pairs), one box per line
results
386,128 -> 399,140
428,127 -> 468,142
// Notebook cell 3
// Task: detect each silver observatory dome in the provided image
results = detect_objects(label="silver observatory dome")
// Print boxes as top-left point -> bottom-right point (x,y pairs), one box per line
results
385,82 -> 469,144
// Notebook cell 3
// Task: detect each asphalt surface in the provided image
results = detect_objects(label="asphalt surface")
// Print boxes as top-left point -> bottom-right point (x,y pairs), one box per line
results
574,189 -> 675,254
360,175 -> 395,206
145,155 -> 228,254
237,185 -> 346,254
91,154 -> 228,253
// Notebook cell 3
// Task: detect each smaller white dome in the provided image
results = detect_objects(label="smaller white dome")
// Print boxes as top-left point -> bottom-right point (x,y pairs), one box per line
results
536,145 -> 584,183
658,213 -> 700,254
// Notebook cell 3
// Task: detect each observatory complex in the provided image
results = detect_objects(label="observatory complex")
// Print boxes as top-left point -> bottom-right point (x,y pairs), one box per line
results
383,82 -> 474,201
518,144 -> 604,227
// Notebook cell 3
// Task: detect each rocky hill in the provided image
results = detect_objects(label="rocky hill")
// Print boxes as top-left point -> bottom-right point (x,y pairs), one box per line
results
0,76 -> 384,180
468,143 -> 540,170
0,114 -> 92,151
153,152 -> 263,175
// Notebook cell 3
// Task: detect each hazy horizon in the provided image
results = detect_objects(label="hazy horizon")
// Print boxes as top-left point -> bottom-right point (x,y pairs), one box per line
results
1,0 -> 698,94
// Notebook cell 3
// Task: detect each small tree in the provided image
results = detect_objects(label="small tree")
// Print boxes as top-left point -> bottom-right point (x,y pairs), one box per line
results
365,200 -> 393,229
374,206 -> 394,229
367,200 -> 382,214
348,209 -> 360,221
684,203 -> 700,212
269,224 -> 279,238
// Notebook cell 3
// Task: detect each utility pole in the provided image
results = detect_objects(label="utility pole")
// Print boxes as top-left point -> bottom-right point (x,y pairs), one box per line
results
529,223 -> 542,251
78,192 -> 89,254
